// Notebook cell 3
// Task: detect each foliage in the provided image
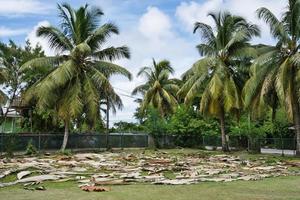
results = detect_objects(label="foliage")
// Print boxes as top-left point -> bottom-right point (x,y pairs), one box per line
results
25,139 -> 38,155
166,105 -> 219,136
243,0 -> 300,154
144,107 -> 168,135
229,115 -> 266,138
179,12 -> 260,117
0,40 -> 45,127
133,59 -> 180,116
178,11 -> 260,151
22,3 -> 131,150
0,2 -> 299,151
112,121 -> 145,132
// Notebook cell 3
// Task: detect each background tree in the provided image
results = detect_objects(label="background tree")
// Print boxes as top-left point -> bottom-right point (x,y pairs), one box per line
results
132,59 -> 180,116
0,40 -> 45,126
243,0 -> 300,155
178,12 -> 260,151
22,3 -> 131,151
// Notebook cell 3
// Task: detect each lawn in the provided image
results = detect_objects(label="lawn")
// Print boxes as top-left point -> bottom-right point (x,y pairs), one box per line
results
1,149 -> 300,200
0,176 -> 300,200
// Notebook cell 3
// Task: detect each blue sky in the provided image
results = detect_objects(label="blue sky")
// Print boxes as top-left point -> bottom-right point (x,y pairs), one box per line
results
0,0 -> 286,125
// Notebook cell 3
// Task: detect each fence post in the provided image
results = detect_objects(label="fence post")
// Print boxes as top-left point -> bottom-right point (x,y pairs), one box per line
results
1,133 -> 3,155
247,137 -> 250,152
120,133 -> 123,150
99,134 -> 101,149
38,132 -> 41,153
281,137 -> 284,157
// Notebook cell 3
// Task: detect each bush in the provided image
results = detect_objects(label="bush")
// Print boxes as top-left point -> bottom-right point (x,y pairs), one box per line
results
25,139 -> 37,155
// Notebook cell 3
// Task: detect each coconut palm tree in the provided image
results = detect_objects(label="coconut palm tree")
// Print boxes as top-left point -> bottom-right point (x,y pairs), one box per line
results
99,82 -> 123,149
22,3 -> 131,151
178,12 -> 260,151
132,59 -> 179,116
244,0 -> 300,155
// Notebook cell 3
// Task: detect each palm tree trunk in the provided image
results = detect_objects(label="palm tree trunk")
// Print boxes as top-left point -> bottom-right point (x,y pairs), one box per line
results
291,91 -> 300,156
106,98 -> 110,150
220,107 -> 229,152
61,120 -> 69,151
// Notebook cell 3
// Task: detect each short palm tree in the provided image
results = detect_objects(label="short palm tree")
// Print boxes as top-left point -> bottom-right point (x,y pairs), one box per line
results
132,59 -> 179,116
244,0 -> 300,155
22,3 -> 131,150
178,12 -> 260,151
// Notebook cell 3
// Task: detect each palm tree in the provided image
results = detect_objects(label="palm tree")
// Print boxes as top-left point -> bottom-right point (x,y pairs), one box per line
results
244,0 -> 300,155
99,82 -> 123,149
22,3 -> 131,151
132,59 -> 179,116
178,12 -> 260,151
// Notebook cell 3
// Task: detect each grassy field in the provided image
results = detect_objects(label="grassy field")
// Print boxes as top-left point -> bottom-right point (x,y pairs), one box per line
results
0,176 -> 300,200
1,149 -> 300,200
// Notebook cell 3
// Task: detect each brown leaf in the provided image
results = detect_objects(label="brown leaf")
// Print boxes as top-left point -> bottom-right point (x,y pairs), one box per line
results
80,185 -> 110,192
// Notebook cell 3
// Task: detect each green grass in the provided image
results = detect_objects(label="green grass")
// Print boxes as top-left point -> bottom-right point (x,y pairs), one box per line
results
163,170 -> 176,179
1,149 -> 300,200
1,176 -> 300,200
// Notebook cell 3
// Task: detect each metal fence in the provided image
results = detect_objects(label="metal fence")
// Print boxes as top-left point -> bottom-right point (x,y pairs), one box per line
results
0,133 -> 149,153
250,137 -> 297,156
0,133 -> 297,156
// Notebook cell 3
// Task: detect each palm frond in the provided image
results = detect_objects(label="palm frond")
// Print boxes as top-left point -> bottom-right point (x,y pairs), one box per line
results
93,61 -> 132,80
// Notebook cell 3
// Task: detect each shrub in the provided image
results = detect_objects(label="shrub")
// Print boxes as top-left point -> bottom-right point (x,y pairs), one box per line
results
25,139 -> 37,155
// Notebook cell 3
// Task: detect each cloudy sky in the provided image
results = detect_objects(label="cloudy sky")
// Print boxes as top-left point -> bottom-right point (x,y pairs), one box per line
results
0,0 -> 286,126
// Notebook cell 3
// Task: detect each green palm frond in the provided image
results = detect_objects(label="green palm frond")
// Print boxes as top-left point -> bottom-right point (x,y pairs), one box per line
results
23,3 -> 131,130
86,23 -> 119,50
37,26 -> 73,52
21,56 -> 64,71
181,11 -> 258,118
93,46 -> 130,61
132,84 -> 149,96
257,7 -> 288,41
83,76 -> 100,125
93,61 -> 132,80
134,59 -> 178,116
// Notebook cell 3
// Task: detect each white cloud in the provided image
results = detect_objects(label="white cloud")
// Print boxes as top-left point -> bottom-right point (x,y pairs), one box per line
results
0,0 -> 52,16
0,26 -> 28,37
107,6 -> 199,125
26,21 -> 55,56
175,0 -> 223,32
175,0 -> 287,44
138,6 -> 173,40
109,1 -> 288,124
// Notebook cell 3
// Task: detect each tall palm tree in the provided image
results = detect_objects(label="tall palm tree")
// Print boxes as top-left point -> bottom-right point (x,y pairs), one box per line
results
22,3 -> 131,150
244,0 -> 300,155
178,12 -> 260,151
99,82 -> 123,149
132,59 -> 179,116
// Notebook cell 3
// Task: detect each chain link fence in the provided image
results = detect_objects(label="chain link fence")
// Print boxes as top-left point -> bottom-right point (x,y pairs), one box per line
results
146,135 -> 297,156
0,133 -> 148,154
0,133 -> 297,156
